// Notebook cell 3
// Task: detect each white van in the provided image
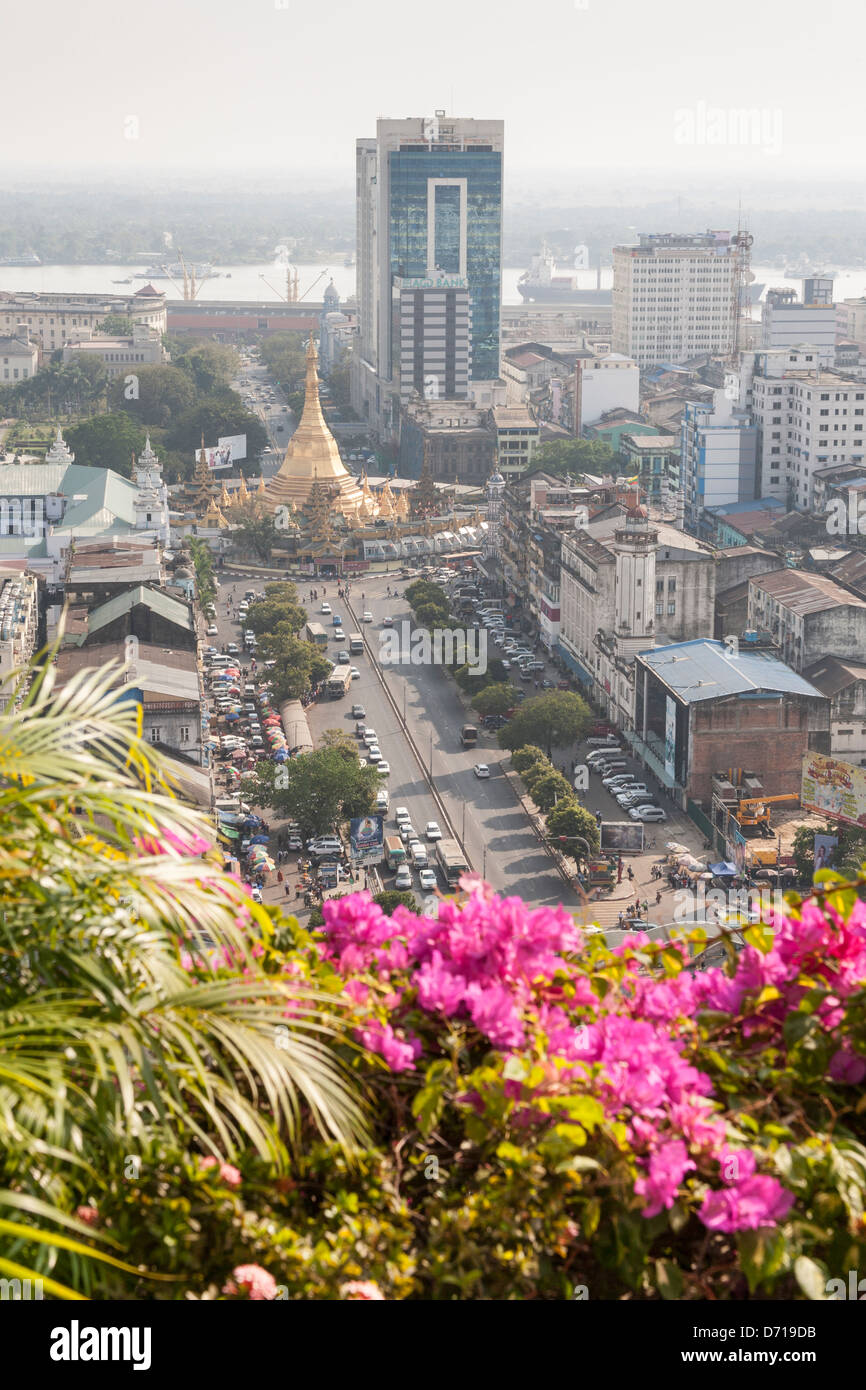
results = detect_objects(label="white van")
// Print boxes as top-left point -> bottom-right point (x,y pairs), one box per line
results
410,841 -> 428,868
208,655 -> 231,670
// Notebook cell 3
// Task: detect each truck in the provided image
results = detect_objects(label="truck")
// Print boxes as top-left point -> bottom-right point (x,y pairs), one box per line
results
435,838 -> 468,887
461,723 -> 478,748
385,835 -> 407,870
326,665 -> 353,699
303,621 -> 328,648
349,632 -> 364,655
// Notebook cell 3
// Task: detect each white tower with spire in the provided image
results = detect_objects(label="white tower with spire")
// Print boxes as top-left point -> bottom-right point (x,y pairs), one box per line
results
45,427 -> 74,465
613,504 -> 657,662
484,469 -> 506,560
132,435 -> 170,544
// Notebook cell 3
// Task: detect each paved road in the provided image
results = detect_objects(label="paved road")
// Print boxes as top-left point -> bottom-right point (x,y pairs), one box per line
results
232,359 -> 293,477
336,576 -> 577,908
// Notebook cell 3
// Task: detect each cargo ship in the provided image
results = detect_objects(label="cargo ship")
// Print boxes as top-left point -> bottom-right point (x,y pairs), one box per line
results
517,245 -> 611,304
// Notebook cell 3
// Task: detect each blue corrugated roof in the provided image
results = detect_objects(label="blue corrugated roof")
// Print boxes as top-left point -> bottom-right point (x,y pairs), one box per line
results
638,639 -> 826,704
706,496 -> 785,517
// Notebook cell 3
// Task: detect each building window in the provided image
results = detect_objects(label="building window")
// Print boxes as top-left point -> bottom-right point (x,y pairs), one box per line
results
667,601 -> 676,615
668,576 -> 676,592
180,726 -> 190,743
149,728 -> 161,744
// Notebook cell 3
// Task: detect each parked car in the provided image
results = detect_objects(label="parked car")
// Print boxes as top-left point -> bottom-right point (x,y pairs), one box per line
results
363,729 -> 377,747
352,704 -> 366,719
367,746 -> 382,763
206,624 -> 218,636
377,761 -> 391,776
629,805 -> 667,822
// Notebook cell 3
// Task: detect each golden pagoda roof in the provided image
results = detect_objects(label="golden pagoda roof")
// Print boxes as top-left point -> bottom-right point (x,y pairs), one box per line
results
266,334 -> 365,517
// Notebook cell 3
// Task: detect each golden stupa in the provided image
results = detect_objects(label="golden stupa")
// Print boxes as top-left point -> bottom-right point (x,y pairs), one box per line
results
266,334 -> 366,517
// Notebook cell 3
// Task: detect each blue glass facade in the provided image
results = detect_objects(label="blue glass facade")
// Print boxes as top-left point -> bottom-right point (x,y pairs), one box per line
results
388,149 -> 502,380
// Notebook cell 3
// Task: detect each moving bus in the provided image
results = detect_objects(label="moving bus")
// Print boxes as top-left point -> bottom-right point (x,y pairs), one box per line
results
349,632 -> 364,655
304,621 -> 329,648
461,723 -> 478,747
327,665 -> 353,698
385,835 -> 406,870
435,838 -> 468,887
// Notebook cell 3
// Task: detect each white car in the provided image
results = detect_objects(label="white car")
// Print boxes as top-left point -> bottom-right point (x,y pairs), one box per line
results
394,805 -> 410,822
425,821 -> 442,841
363,729 -> 378,747
474,763 -> 491,779
377,761 -> 391,776
376,789 -> 390,811
363,611 -> 374,623
394,866 -> 413,891
321,602 -> 332,615
350,667 -> 361,679
383,616 -> 393,627
418,868 -> 437,892
333,630 -> 346,642
367,746 -> 382,763
629,805 -> 667,822
206,624 -> 218,636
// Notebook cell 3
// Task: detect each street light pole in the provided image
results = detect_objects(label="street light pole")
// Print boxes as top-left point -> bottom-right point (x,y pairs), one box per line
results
429,727 -> 433,778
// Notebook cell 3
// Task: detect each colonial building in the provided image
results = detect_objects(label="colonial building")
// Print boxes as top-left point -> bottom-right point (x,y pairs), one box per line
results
0,285 -> 166,351
803,657 -> 866,767
747,569 -> 866,673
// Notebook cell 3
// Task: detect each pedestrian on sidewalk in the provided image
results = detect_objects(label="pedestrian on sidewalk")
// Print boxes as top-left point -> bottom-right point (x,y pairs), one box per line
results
655,889 -> 662,906
617,857 -> 624,884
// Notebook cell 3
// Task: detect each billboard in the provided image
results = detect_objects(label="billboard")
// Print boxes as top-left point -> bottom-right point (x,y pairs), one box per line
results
199,444 -> 233,471
664,696 -> 677,782
600,821 -> 644,854
813,834 -> 838,873
349,814 -> 384,862
801,751 -> 866,829
218,433 -> 247,463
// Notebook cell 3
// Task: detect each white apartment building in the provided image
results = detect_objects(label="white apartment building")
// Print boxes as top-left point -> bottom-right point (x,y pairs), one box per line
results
743,348 -> 866,510
575,351 -> 640,430
762,289 -> 836,366
612,231 -> 737,369
0,333 -> 38,383
681,388 -> 758,531
837,298 -> 866,350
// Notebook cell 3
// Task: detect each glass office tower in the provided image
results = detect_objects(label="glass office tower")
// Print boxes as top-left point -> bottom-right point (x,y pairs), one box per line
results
353,116 -> 504,439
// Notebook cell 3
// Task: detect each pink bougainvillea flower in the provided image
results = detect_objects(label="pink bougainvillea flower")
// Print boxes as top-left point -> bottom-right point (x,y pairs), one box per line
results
223,1264 -> 278,1300
634,1140 -> 695,1218
828,1046 -> 866,1084
699,1176 -> 794,1232
75,1205 -> 99,1227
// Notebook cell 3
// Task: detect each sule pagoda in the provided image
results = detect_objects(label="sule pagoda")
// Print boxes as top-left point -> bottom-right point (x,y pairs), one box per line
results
175,334 -> 485,570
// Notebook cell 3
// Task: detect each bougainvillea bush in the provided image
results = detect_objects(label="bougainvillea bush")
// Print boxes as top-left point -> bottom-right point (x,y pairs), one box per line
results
152,871 -> 866,1301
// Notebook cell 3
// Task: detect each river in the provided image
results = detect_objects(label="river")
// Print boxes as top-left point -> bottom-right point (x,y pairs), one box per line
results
2,262 -> 864,308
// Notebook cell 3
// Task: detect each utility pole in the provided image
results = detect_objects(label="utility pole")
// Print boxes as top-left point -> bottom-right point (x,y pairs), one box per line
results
462,799 -> 466,844
429,727 -> 433,778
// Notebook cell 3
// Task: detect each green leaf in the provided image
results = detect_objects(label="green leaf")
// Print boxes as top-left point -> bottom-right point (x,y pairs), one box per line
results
794,1256 -> 829,1301
655,1258 -> 684,1300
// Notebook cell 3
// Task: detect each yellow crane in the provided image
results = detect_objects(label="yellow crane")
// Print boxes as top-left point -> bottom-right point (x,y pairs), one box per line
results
258,266 -> 328,304
734,794 -> 799,830
156,247 -> 206,301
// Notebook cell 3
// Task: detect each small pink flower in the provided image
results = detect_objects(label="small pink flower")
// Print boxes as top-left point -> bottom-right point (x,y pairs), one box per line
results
223,1264 -> 278,1300
76,1205 -> 99,1227
219,1163 -> 242,1189
340,1280 -> 385,1300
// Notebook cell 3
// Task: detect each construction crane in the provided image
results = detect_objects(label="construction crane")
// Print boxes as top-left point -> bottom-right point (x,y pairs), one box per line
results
258,266 -> 328,304
733,794 -> 799,836
156,247 -> 205,301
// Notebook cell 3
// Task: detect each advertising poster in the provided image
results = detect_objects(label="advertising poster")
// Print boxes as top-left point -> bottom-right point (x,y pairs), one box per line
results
801,752 -> 866,829
349,814 -> 384,862
813,833 -> 838,873
664,696 -> 677,782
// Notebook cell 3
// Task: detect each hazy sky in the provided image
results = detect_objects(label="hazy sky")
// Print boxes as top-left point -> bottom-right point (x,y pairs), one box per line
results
4,0 -> 864,183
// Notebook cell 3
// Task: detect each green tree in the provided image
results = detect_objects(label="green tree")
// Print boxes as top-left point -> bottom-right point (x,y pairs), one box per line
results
510,745 -> 548,775
0,654 -> 365,1296
265,747 -> 379,837
328,356 -> 352,409
473,684 -> 514,717
406,581 -> 448,609
187,536 -> 216,606
414,601 -> 451,629
109,364 -> 196,428
791,825 -> 817,882
97,313 -> 135,335
533,437 -> 618,478
373,890 -> 417,915
233,499 -> 280,563
174,343 -> 240,393
526,769 -> 574,813
546,798 -> 600,853
166,392 -> 268,457
499,691 -> 593,758
246,585 -> 307,637
65,412 -> 146,476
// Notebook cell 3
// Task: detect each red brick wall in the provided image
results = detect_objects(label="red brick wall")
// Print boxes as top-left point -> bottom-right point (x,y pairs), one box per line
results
687,696 -> 819,803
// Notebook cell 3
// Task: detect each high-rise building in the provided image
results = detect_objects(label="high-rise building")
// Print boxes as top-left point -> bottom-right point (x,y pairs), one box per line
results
680,388 -> 758,531
352,114 -> 504,440
761,287 -> 836,366
743,347 -> 866,510
612,231 -> 738,368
